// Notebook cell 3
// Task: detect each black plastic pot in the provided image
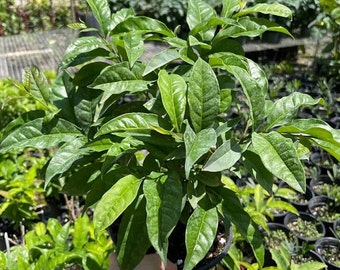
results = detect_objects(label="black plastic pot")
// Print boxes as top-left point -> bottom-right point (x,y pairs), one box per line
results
284,212 -> 326,243
279,182 -> 314,212
309,175 -> 334,197
315,237 -> 340,270
308,195 -> 340,237
333,219 -> 340,238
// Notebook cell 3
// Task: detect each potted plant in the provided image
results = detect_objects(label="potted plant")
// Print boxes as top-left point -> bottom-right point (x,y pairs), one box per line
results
1,0 -> 340,269
284,212 -> 326,243
315,237 -> 340,270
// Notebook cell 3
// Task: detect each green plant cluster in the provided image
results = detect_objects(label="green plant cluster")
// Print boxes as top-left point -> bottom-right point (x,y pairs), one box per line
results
0,215 -> 113,269
0,0 -> 86,36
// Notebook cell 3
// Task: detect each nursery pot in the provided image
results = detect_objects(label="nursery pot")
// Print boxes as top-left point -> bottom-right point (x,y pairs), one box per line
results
309,175 -> 334,197
315,237 -> 340,270
284,212 -> 326,243
308,195 -> 340,237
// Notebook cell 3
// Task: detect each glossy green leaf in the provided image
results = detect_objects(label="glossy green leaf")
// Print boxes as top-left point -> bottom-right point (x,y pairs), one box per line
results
222,0 -> 239,17
252,132 -> 306,193
234,3 -> 292,19
158,70 -> 187,132
184,125 -> 217,179
93,175 -> 141,232
143,172 -> 182,264
223,58 -> 267,129
187,0 -> 216,41
73,214 -> 90,249
203,139 -> 243,172
45,136 -> 88,187
47,218 -> 62,242
23,66 -> 52,109
73,61 -> 110,87
123,34 -> 144,67
86,0 -> 112,36
242,150 -> 273,194
111,16 -> 175,37
277,118 -> 340,161
55,222 -> 71,253
143,48 -> 180,76
184,206 -> 218,270
188,58 -> 220,132
95,113 -> 166,137
266,93 -> 324,130
117,195 -> 151,270
219,188 -> 264,267
0,118 -> 82,152
60,37 -> 109,68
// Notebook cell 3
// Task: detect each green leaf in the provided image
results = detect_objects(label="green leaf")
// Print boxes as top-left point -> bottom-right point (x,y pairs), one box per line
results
222,58 -> 267,129
73,62 -> 110,87
123,34 -> 144,67
184,125 -> 217,179
111,16 -> 175,37
219,188 -> 264,267
93,175 -> 141,232
277,118 -> 340,161
242,150 -> 273,194
117,195 -> 151,270
73,214 -> 90,249
158,70 -> 187,132
60,37 -> 109,68
143,48 -> 180,76
23,66 -> 52,109
252,132 -> 306,193
47,218 -> 62,242
222,0 -> 240,17
0,118 -> 82,153
86,0 -> 112,36
45,136 -> 88,187
234,3 -> 292,19
188,58 -> 220,132
266,93 -> 324,130
184,206 -> 218,270
55,222 -> 71,253
203,139 -> 243,172
143,172 -> 183,264
187,0 -> 217,41
95,113 -> 167,137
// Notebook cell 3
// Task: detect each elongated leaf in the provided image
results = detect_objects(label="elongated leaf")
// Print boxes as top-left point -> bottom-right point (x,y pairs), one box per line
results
95,113 -> 166,137
143,48 -> 180,76
266,93 -> 324,130
187,0 -> 216,41
23,66 -> 52,109
234,3 -> 292,19
184,125 -> 217,179
45,136 -> 88,187
277,118 -> 340,161
86,0 -> 112,36
55,222 -> 70,253
223,59 -> 267,129
93,175 -> 141,232
242,150 -> 273,194
111,16 -> 175,37
158,70 -> 187,132
219,188 -> 264,267
123,34 -> 144,67
252,132 -> 306,193
203,139 -> 243,172
188,58 -> 220,132
117,195 -> 151,270
143,172 -> 182,264
222,0 -> 239,17
60,37 -> 109,68
0,118 -> 82,152
184,206 -> 218,270
73,214 -> 90,249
